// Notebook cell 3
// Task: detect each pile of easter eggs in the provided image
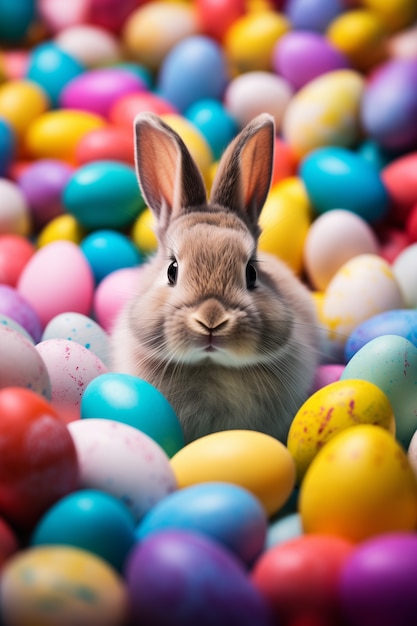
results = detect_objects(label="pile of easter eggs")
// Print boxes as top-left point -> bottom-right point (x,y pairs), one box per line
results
1,0 -> 417,624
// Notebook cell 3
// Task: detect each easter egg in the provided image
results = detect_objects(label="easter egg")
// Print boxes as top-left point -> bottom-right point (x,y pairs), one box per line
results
0,387 -> 79,530
0,326 -> 51,398
93,266 -> 142,332
265,512 -> 303,549
0,546 -> 127,626
36,339 -> 108,423
109,91 -> 177,128
122,1 -> 198,71
388,21 -> 417,58
299,425 -> 417,542
252,534 -> 354,625
37,213 -> 85,246
303,209 -> 379,290
17,240 -> 94,328
196,0 -> 245,40
0,234 -> 35,286
0,284 -> 42,341
25,109 -> 106,161
157,35 -> 229,114
340,533 -> 417,626
0,177 -> 31,236
0,313 -> 34,343
282,69 -> 364,158
80,373 -> 184,458
284,0 -> 344,32
75,126 -> 134,165
0,79 -> 48,146
224,71 -> 293,128
68,418 -> 177,522
0,118 -> 15,176
392,243 -> 417,307
361,58 -> 417,151
320,254 -> 404,361
63,160 -> 145,230
287,379 -> 395,483
381,151 -> 417,225
25,42 -> 84,107
224,10 -> 290,73
341,335 -> 417,448
170,430 -> 295,517
185,99 -> 238,161
42,312 -> 110,367
0,0 -> 36,43
300,146 -> 389,222
273,30 -> 349,90
131,207 -> 157,256
137,482 -> 266,566
311,363 -> 345,392
125,530 -> 273,626
54,24 -> 122,68
80,229 -> 141,283
31,489 -> 136,572
361,0 -> 417,32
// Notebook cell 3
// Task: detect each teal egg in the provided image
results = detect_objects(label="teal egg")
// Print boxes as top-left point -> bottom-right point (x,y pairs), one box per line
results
80,229 -> 142,284
63,160 -> 145,230
0,0 -> 36,43
300,146 -> 389,223
31,489 -> 136,572
185,99 -> 238,161
341,334 -> 417,448
0,118 -> 15,176
80,373 -> 184,457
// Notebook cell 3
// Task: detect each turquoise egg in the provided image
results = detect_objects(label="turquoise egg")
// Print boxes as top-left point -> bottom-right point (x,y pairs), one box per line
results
136,482 -> 267,566
26,42 -> 84,107
0,0 -> 36,43
80,230 -> 142,284
185,99 -> 238,161
341,334 -> 417,448
63,160 -> 145,230
300,146 -> 389,222
31,489 -> 136,572
80,373 -> 184,457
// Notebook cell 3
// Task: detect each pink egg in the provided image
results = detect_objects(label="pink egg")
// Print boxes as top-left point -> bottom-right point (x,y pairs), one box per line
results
109,91 -> 178,128
54,24 -> 122,68
75,126 -> 134,165
17,241 -> 94,328
93,266 -> 142,333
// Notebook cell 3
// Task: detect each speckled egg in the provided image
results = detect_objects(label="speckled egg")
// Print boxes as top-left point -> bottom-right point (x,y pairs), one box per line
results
0,284 -> 42,341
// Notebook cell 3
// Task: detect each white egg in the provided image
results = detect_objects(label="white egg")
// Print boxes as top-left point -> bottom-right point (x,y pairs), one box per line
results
392,243 -> 417,307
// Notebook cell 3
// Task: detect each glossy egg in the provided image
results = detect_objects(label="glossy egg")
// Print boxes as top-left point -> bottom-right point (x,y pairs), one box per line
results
137,482 -> 266,566
282,69 -> 364,157
287,379 -> 395,483
93,266 -> 142,333
284,0 -> 344,31
0,284 -> 42,341
17,240 -> 94,328
37,214 -> 85,247
392,243 -> 417,307
63,161 -> 145,230
75,126 -> 134,166
185,99 -> 238,162
80,229 -> 142,283
170,430 -> 296,517
109,91 -> 177,128
0,546 -> 128,626
131,208 -> 157,256
196,0 -> 245,40
80,373 -> 184,458
67,418 -> 177,522
299,425 -> 417,542
341,335 -> 417,448
0,79 -> 49,145
0,177 -> 31,237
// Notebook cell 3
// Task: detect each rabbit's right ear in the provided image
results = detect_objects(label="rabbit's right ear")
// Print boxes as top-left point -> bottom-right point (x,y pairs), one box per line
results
134,113 -> 207,231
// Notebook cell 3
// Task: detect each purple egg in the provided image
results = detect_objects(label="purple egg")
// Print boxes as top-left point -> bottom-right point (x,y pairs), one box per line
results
284,0 -> 345,32
311,363 -> 345,393
59,67 -> 147,117
18,159 -> 74,228
361,59 -> 417,151
0,285 -> 42,342
273,31 -> 350,90
340,533 -> 417,626
125,530 -> 274,626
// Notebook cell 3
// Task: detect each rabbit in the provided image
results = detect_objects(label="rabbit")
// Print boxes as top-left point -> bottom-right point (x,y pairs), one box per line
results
111,112 -> 319,444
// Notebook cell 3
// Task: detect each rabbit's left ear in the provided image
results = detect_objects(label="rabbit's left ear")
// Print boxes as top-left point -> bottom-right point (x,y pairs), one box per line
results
209,113 -> 275,231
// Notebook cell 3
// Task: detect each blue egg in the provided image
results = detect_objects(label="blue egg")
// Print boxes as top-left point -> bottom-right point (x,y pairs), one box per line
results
265,512 -> 303,549
31,489 -> 136,572
345,309 -> 417,362
300,146 -> 389,222
0,117 -> 15,177
284,0 -> 344,32
26,42 -> 84,107
80,373 -> 184,457
185,99 -> 238,161
136,482 -> 267,566
157,35 -> 229,113
63,160 -> 145,230
81,230 -> 142,284
0,0 -> 36,43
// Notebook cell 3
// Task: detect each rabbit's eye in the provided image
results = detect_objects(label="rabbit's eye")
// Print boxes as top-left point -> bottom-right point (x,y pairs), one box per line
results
167,260 -> 178,285
246,262 -> 257,289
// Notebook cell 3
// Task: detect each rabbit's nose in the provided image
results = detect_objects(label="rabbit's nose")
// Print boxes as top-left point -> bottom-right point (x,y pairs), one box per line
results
190,299 -> 230,333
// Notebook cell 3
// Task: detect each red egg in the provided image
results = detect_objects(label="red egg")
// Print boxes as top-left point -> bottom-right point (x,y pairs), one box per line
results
109,91 -> 178,128
382,152 -> 417,225
271,137 -> 298,185
75,126 -> 134,165
0,235 -> 35,286
0,388 -> 79,532
195,0 -> 245,41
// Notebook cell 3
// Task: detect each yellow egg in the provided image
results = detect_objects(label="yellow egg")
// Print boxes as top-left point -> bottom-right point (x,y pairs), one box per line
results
0,79 -> 49,147
224,10 -> 290,73
299,425 -> 417,542
282,69 -> 365,159
25,110 -> 106,161
361,0 -> 417,33
131,207 -> 157,256
287,379 -> 396,483
37,214 -> 85,247
0,546 -> 128,626
170,429 -> 296,517
273,176 -> 312,217
258,182 -> 311,273
327,9 -> 388,72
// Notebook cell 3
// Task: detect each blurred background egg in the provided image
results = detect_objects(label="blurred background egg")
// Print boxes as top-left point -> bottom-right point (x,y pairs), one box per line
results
392,243 -> 417,307
0,284 -> 42,341
54,24 -> 122,68
0,234 -> 35,286
0,79 -> 49,151
80,229 -> 142,284
93,266 -> 142,333
284,0 -> 345,32
0,178 -> 31,236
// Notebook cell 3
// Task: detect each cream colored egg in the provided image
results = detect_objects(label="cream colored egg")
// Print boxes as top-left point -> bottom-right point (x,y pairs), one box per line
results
55,25 -> 122,68
392,242 -> 417,307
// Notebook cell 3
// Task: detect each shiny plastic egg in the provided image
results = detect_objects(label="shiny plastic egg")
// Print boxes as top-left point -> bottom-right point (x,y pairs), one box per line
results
287,379 -> 395,483
0,546 -> 128,626
392,243 -> 417,307
0,284 -> 42,341
185,99 -> 238,161
0,79 -> 49,145
68,418 -> 177,522
282,69 -> 364,158
0,0 -> 36,43
131,207 -> 157,256
342,335 -> 417,448
37,213 -> 85,246
93,266 -> 142,333
80,373 -> 184,458
170,429 -> 296,517
75,126 -> 134,165
299,425 -> 417,542
54,24 -> 122,68
80,229 -> 142,284
109,91 -> 177,128
196,0 -> 245,40
0,234 -> 35,286
0,177 -> 31,236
